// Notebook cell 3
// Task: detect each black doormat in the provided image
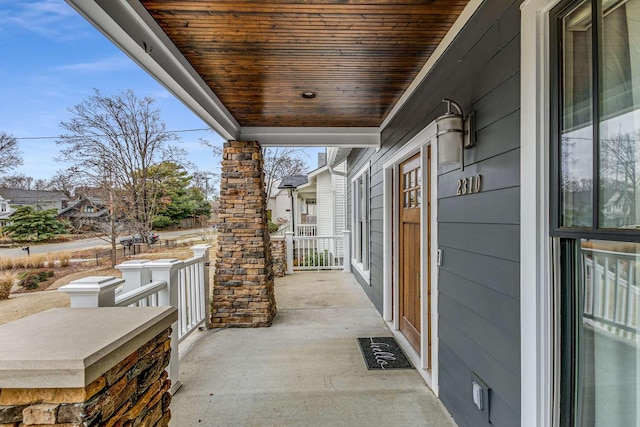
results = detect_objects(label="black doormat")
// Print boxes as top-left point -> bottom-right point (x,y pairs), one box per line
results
358,337 -> 413,370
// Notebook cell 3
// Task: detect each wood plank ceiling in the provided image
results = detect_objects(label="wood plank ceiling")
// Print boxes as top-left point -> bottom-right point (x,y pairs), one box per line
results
140,0 -> 470,128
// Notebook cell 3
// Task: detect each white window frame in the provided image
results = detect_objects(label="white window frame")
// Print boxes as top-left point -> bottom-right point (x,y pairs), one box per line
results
521,0 -> 561,426
351,161 -> 371,281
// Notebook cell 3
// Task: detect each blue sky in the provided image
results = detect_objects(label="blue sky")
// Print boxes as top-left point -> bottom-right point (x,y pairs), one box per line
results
0,0 -> 320,181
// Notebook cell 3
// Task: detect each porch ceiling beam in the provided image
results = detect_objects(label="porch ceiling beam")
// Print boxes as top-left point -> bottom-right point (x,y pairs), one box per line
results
65,0 -> 240,141
239,127 -> 380,148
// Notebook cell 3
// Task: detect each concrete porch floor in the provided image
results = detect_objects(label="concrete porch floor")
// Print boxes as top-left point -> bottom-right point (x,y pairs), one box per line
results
171,271 -> 457,427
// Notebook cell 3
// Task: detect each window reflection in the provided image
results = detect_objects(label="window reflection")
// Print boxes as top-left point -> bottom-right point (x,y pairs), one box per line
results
560,0 -> 593,227
560,0 -> 640,230
598,0 -> 640,229
579,239 -> 640,425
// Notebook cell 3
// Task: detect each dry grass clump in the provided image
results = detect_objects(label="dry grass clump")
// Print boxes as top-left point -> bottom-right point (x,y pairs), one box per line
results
0,253 -> 74,271
59,253 -> 71,268
0,272 -> 17,300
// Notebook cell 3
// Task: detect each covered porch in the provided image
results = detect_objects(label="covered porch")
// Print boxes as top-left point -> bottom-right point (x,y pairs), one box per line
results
172,271 -> 455,426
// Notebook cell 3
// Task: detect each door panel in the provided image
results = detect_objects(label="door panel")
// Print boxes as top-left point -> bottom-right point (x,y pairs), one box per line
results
399,154 -> 422,354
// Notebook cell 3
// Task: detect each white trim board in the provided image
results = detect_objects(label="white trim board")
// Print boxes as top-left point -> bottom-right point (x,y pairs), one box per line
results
351,161 -> 371,283
382,121 -> 439,394
520,0 -> 560,426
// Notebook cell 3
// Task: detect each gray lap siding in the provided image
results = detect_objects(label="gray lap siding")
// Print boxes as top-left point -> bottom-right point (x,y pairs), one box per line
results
346,1 -> 523,426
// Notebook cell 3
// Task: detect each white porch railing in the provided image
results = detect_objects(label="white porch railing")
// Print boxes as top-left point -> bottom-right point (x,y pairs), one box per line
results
59,244 -> 211,395
285,230 -> 351,273
296,224 -> 317,236
582,247 -> 639,340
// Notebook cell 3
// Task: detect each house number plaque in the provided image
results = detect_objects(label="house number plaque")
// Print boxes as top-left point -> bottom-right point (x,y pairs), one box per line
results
456,174 -> 481,196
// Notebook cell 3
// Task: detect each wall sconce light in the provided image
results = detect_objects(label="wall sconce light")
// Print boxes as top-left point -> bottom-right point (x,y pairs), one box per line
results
436,99 -> 476,171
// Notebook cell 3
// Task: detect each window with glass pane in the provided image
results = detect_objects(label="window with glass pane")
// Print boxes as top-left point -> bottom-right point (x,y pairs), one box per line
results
559,0 -> 640,230
352,169 -> 369,271
597,1 -> 640,229
576,239 -> 640,425
555,0 -> 640,425
560,0 -> 593,228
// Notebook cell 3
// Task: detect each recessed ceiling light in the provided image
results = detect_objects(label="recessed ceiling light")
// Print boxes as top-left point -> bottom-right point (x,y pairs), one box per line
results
301,92 -> 317,99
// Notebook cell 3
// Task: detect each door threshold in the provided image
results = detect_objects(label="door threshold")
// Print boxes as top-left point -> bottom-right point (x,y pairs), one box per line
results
386,320 -> 433,390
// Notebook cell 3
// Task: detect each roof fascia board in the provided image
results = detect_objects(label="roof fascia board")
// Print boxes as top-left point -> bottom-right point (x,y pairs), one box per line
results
379,0 -> 484,131
326,147 -> 352,167
296,182 -> 314,191
66,0 -> 240,140
239,127 -> 379,147
307,165 -> 329,179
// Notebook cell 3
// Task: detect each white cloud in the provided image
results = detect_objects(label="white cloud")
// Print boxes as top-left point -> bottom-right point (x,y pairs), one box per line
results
55,56 -> 135,73
0,0 -> 89,41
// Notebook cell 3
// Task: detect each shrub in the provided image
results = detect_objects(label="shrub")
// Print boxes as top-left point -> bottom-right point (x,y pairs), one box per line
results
302,250 -> 330,267
267,220 -> 279,234
0,272 -> 16,300
18,270 -> 54,290
20,273 -> 40,290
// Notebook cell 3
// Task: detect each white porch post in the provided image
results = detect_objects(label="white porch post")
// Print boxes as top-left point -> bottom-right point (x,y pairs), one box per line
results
285,231 -> 294,275
59,276 -> 124,307
148,259 -> 182,394
115,260 -> 151,293
342,230 -> 351,272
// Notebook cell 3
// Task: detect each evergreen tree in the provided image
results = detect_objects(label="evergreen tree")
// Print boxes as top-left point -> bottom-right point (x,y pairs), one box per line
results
3,207 -> 67,242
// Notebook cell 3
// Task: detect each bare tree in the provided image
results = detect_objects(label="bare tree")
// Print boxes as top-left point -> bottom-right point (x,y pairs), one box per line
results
600,131 -> 639,226
0,173 -> 33,190
44,169 -> 80,198
0,132 -> 23,173
33,179 -> 48,191
191,170 -> 219,200
262,147 -> 308,199
57,89 -> 186,265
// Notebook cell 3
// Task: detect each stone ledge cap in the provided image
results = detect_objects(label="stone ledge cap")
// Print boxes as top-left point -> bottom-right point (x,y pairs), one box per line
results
0,307 -> 177,389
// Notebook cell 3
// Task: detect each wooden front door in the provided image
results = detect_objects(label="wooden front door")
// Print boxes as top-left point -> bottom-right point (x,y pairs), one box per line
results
399,153 -> 422,354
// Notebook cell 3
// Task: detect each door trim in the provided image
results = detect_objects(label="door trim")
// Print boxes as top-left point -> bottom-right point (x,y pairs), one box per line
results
382,121 -> 438,393
520,0 -> 560,425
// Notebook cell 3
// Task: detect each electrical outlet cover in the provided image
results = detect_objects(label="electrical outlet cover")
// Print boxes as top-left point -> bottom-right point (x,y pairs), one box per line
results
471,372 -> 490,423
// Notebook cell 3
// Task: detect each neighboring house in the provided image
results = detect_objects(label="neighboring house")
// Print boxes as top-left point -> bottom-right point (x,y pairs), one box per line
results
0,188 -> 68,212
267,177 -> 301,226
273,174 -> 308,232
57,197 -> 109,232
295,159 -> 347,237
271,159 -> 347,238
267,182 -> 290,224
57,1 -> 640,426
0,195 -> 15,226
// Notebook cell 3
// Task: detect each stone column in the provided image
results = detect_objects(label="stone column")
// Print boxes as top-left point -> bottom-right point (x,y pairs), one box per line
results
212,141 -> 276,328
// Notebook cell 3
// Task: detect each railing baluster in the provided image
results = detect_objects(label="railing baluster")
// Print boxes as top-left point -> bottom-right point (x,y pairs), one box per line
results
290,235 -> 344,271
626,264 -> 634,328
613,258 -> 621,323
603,256 -> 610,321
180,269 -> 186,336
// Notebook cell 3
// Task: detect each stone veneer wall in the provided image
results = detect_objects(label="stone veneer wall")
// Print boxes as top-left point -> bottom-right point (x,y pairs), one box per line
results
212,141 -> 277,328
270,237 -> 286,278
0,328 -> 172,427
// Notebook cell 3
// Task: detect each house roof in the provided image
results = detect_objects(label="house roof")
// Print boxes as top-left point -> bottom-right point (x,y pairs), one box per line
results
0,188 -> 67,205
278,175 -> 309,189
58,197 -> 107,215
66,0 -> 479,147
